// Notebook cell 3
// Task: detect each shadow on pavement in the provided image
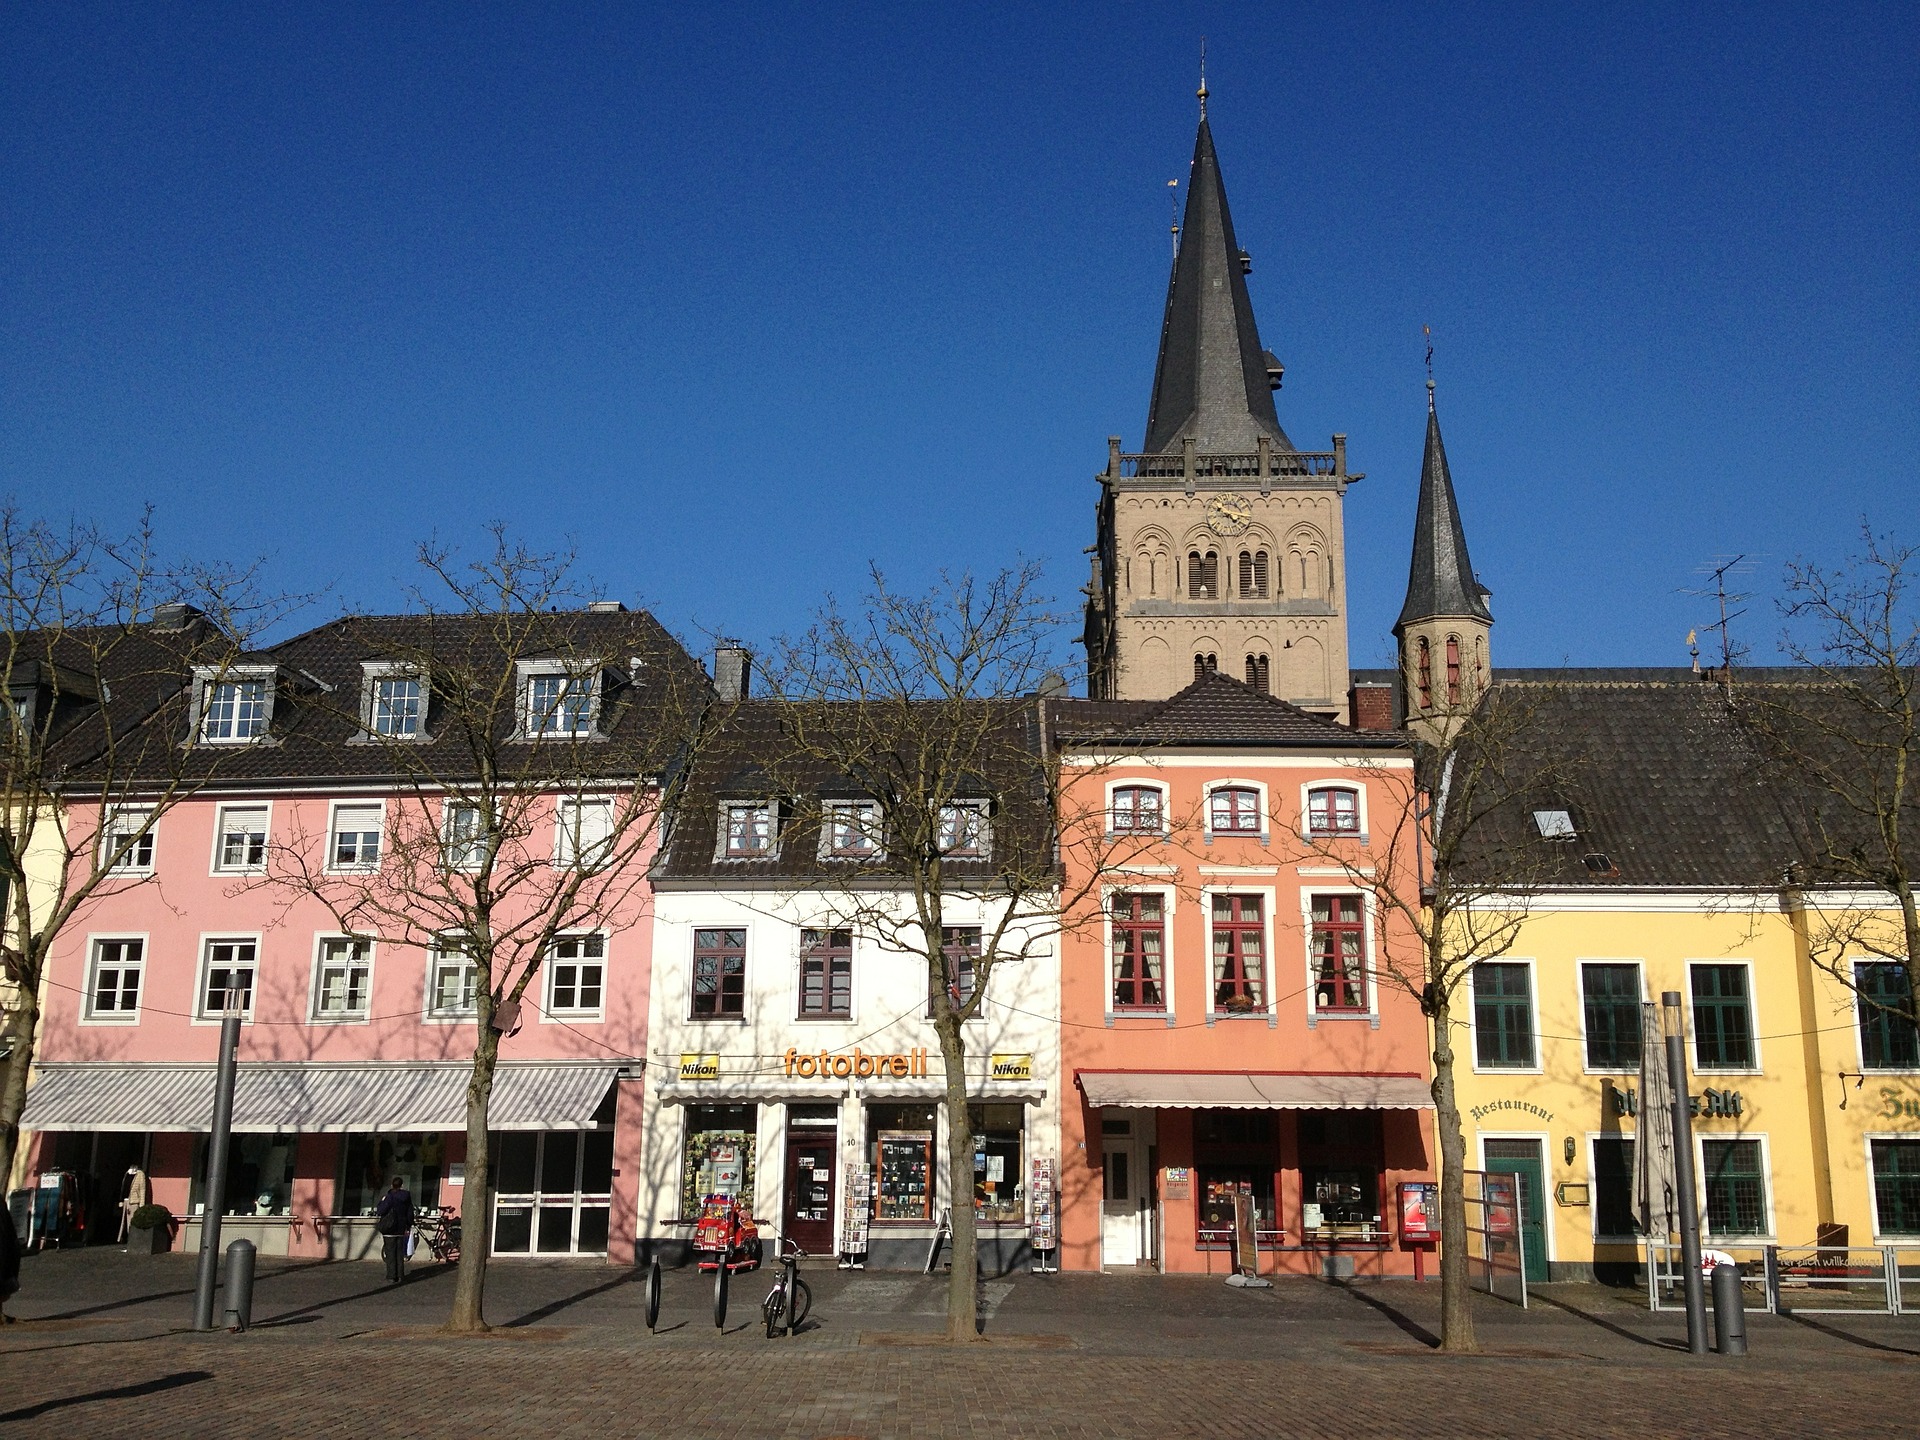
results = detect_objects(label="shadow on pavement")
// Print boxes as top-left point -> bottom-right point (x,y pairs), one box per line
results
0,1370 -> 212,1422
501,1267 -> 637,1329
1783,1312 -> 1920,1357
1328,1279 -> 1439,1348
26,1257 -> 335,1323
1530,1290 -> 1669,1349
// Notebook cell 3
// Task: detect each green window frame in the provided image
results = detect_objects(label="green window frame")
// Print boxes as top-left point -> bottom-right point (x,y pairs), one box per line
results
1702,1138 -> 1767,1237
1592,1136 -> 1637,1240
1581,963 -> 1643,1071
1872,1140 -> 1920,1236
1473,963 -> 1535,1069
1690,964 -> 1755,1070
1856,962 -> 1920,1071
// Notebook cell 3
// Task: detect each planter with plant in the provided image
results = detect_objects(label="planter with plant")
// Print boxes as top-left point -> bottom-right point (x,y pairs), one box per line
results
127,1203 -> 171,1254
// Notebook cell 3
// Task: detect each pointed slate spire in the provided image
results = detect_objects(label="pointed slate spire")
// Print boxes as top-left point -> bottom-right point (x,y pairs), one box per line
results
1396,383 -> 1492,630
1142,116 -> 1291,455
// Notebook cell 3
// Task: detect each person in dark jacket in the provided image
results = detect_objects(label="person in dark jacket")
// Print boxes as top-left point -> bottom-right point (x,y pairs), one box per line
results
0,1203 -> 20,1321
375,1177 -> 413,1285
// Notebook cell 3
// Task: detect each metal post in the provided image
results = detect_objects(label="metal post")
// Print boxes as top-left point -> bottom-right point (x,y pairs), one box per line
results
1711,1261 -> 1747,1355
192,1009 -> 242,1331
1664,991 -> 1709,1355
222,1238 -> 257,1332
1764,1245 -> 1782,1316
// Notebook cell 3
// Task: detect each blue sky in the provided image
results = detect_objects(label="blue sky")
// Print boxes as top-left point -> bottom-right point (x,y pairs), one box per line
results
3,3 -> 1914,674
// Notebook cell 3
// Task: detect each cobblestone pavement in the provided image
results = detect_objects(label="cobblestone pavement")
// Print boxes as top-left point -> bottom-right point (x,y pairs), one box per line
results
2,1249 -> 1914,1437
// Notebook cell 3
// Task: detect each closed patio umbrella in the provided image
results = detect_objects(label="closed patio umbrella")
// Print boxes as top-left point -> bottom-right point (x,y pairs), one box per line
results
1636,1001 -> 1679,1251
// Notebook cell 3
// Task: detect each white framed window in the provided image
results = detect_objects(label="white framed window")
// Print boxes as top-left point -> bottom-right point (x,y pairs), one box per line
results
197,938 -> 258,1020
819,800 -> 880,860
443,801 -> 486,870
212,804 -> 270,874
427,941 -> 482,1019
1699,1134 -> 1772,1240
196,668 -> 274,744
521,665 -> 598,739
1470,960 -> 1539,1071
555,796 -> 616,869
1205,781 -> 1266,839
84,937 -> 145,1022
937,800 -> 990,858
547,933 -> 606,1018
100,807 -> 156,875
1300,887 -> 1377,1023
1108,783 -> 1166,835
328,803 -> 383,871
1303,784 -> 1362,839
362,664 -> 427,739
1688,960 -> 1760,1072
1107,886 -> 1173,1018
312,937 -> 373,1021
719,801 -> 775,860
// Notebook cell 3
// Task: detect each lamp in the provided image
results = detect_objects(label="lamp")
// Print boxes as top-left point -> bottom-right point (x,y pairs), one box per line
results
1563,1136 -> 1576,1165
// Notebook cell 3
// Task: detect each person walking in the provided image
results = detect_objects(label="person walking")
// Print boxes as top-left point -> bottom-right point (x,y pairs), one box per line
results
375,1177 -> 413,1285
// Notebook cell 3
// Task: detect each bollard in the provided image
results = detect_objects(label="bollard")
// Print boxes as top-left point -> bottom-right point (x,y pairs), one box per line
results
1711,1261 -> 1747,1356
221,1238 -> 257,1333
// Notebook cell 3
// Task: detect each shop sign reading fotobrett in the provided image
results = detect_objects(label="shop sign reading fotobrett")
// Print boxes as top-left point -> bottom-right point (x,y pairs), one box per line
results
782,1047 -> 932,1079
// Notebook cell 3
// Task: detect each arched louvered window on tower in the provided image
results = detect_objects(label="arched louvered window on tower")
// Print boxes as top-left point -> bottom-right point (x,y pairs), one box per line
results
1446,636 -> 1462,704
1245,654 -> 1270,694
1187,551 -> 1204,598
1253,550 -> 1269,598
1193,652 -> 1218,682
1201,551 -> 1219,598
1238,551 -> 1253,596
1417,638 -> 1433,710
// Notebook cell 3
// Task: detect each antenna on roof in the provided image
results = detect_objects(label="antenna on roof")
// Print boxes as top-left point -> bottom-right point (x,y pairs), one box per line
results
1198,36 -> 1208,118
1685,554 -> 1757,695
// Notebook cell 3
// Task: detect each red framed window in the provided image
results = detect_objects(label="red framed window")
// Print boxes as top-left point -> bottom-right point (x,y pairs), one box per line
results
1110,785 -> 1163,833
1446,637 -> 1462,704
1110,892 -> 1165,1010
1311,895 -> 1367,1012
1209,786 -> 1261,834
1307,786 -> 1360,836
799,927 -> 852,1018
929,926 -> 980,1017
1417,638 -> 1433,709
692,928 -> 746,1018
724,802 -> 773,858
1211,894 -> 1265,1012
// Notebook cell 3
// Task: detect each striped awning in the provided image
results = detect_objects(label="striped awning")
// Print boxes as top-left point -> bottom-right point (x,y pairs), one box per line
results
17,1062 -> 620,1133
1077,1070 -> 1434,1111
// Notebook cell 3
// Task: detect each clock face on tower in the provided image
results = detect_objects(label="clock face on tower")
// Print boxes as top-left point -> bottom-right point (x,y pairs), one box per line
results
1206,494 -> 1253,537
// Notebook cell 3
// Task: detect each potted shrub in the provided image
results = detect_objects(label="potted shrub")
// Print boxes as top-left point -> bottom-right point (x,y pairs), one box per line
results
126,1203 -> 171,1255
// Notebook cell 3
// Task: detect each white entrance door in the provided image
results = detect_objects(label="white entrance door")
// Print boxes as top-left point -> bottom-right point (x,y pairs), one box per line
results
1101,1124 -> 1138,1267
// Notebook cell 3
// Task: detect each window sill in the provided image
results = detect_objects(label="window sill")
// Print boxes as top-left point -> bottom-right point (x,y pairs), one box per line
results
1211,1009 -> 1271,1020
77,1013 -> 142,1026
1311,1010 -> 1376,1022
687,1014 -> 749,1024
309,1015 -> 372,1026
1860,1066 -> 1920,1076
793,1014 -> 854,1024
1473,1064 -> 1544,1076
1693,1067 -> 1764,1077
545,1011 -> 605,1024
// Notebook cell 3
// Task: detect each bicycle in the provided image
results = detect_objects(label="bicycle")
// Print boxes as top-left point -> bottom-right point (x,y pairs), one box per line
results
414,1204 -> 462,1264
760,1238 -> 812,1339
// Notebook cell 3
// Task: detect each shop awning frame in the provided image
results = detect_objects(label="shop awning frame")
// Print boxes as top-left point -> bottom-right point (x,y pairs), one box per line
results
1076,1069 -> 1433,1111
17,1061 -> 623,1133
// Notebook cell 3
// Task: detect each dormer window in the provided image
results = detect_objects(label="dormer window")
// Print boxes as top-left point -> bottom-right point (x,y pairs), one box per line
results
722,801 -> 775,859
821,801 -> 880,859
1307,786 -> 1361,837
199,670 -> 272,743
937,800 -> 990,858
520,664 -> 598,739
372,675 -> 423,737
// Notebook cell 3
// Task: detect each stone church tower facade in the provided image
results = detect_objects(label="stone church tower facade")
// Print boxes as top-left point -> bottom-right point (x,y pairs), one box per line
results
1082,108 -> 1359,720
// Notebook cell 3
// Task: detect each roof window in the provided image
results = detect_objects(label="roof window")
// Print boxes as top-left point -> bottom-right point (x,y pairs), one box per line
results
1532,809 -> 1576,840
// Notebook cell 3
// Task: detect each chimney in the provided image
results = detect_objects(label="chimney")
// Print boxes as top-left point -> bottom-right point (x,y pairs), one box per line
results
713,644 -> 751,703
587,600 -> 626,614
1349,682 -> 1395,732
149,603 -> 200,630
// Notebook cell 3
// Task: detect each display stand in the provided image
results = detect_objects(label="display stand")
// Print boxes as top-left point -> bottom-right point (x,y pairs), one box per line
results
1027,1156 -> 1059,1274
837,1162 -> 871,1269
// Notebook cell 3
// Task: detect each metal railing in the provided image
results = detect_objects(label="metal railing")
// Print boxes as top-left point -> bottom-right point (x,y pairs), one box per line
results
1118,451 -> 1340,480
1462,1169 -> 1527,1309
1645,1242 -> 1919,1316
1646,1242 -> 1773,1314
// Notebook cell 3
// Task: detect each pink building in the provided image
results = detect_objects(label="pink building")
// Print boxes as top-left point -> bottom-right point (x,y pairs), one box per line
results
21,608 -> 703,1264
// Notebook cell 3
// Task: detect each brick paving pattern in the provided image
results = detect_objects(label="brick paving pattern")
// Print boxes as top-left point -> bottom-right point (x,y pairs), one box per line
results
2,1251 -> 1912,1437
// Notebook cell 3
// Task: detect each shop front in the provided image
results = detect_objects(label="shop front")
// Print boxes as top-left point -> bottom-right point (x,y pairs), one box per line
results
18,1060 -> 640,1261
1076,1071 -> 1435,1278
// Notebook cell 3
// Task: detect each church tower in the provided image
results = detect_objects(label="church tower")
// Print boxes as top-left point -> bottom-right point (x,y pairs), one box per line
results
1082,99 -> 1359,718
1393,380 -> 1493,744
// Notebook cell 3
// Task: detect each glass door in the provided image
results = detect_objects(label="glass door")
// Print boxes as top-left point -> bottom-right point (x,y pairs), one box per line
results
491,1129 -> 615,1256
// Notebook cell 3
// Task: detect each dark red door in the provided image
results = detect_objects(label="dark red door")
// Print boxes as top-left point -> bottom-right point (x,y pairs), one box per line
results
783,1126 -> 838,1255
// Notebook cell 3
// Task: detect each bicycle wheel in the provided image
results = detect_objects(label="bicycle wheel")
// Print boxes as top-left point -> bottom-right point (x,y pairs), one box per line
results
786,1275 -> 812,1333
645,1256 -> 662,1333
763,1287 -> 785,1339
712,1261 -> 729,1329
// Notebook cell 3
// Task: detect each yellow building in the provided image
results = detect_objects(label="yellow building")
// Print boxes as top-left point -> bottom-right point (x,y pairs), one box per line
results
1445,679 -> 1920,1282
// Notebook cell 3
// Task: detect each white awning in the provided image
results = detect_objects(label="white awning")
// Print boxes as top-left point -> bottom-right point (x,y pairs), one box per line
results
18,1062 -> 620,1133
1076,1070 -> 1433,1111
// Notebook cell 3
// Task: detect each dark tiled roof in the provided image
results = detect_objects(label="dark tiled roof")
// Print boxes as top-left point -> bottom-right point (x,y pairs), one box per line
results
654,697 -> 1053,885
1141,116 -> 1291,456
63,608 -> 708,788
1050,670 -> 1404,750
1395,395 -> 1491,629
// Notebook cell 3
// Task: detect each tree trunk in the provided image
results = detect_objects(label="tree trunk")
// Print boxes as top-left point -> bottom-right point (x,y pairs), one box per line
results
935,1013 -> 979,1342
0,974 -> 39,1196
447,1020 -> 501,1334
1428,986 -> 1478,1354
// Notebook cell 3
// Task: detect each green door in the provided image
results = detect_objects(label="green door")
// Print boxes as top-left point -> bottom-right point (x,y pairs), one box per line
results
1484,1140 -> 1549,1282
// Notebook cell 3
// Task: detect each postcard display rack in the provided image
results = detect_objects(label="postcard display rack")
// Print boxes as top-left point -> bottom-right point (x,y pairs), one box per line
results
1028,1155 -> 1059,1273
837,1161 -> 872,1268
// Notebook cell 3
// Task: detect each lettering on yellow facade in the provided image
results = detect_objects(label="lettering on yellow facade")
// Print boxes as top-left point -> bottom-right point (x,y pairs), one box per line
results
679,1053 -> 721,1081
782,1046 -> 929,1080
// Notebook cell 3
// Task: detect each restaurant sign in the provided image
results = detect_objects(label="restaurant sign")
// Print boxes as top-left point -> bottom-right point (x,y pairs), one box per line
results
1608,1085 -> 1744,1118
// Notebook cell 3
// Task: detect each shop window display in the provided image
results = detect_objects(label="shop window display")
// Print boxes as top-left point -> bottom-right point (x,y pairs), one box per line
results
869,1102 -> 936,1222
1193,1110 -> 1278,1246
969,1103 -> 1024,1223
336,1133 -> 446,1215
680,1104 -> 757,1218
190,1134 -> 297,1216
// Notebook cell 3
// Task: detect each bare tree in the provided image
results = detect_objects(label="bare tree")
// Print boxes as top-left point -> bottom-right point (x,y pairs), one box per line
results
0,506 -> 292,1233
753,564 -> 1149,1340
255,532 -> 708,1333
1747,527 -> 1920,1043
1284,682 -> 1579,1352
